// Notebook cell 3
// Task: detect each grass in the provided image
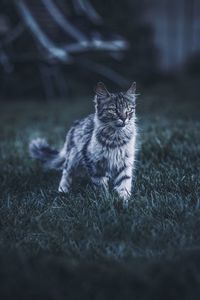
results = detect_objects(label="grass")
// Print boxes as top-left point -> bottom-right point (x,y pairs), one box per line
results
1,79 -> 200,299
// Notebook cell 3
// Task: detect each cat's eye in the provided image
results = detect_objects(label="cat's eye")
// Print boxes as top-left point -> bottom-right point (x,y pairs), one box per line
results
128,107 -> 135,113
107,110 -> 116,116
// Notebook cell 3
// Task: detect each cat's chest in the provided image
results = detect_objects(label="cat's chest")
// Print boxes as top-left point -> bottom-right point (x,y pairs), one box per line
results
106,148 -> 126,167
93,146 -> 128,171
89,132 -> 135,173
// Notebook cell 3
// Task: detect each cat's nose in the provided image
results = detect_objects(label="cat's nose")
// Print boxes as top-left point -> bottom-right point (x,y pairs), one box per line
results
117,119 -> 126,127
120,112 -> 126,121
119,113 -> 127,122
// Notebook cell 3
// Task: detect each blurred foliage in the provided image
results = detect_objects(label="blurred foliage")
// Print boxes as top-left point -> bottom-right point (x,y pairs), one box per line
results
0,0 -> 200,100
94,0 -> 158,79
0,0 -> 159,100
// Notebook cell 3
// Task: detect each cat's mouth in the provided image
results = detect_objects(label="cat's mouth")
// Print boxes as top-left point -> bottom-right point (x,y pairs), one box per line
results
115,119 -> 129,128
103,119 -> 129,129
116,123 -> 126,128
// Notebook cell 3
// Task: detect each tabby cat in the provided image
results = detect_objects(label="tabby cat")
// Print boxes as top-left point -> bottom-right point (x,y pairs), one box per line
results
29,82 -> 138,206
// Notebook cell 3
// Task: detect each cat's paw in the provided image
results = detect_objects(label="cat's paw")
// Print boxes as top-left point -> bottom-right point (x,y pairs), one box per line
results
58,185 -> 69,194
114,188 -> 131,208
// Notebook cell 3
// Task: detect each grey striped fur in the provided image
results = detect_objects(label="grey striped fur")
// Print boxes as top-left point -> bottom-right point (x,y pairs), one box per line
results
29,82 -> 138,206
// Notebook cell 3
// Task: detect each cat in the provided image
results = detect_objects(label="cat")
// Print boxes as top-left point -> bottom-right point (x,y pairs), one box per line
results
29,82 -> 138,206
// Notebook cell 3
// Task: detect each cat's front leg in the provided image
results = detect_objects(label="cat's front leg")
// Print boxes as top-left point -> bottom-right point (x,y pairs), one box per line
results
58,151 -> 78,193
113,166 -> 133,206
58,169 -> 72,193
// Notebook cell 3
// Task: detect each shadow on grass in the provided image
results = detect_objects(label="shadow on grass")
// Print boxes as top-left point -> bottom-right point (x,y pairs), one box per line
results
1,249 -> 200,300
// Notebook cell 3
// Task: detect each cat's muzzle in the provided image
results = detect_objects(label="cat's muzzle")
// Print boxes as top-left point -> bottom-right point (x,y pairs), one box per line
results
116,119 -> 128,127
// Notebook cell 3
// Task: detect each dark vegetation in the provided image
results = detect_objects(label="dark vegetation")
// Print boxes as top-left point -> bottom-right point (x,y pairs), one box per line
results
1,78 -> 200,299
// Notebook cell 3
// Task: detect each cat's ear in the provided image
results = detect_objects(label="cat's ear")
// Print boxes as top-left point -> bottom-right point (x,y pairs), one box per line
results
94,82 -> 110,98
126,82 -> 136,96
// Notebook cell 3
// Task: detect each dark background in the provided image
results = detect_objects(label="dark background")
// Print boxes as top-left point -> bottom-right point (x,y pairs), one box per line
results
0,0 -> 200,100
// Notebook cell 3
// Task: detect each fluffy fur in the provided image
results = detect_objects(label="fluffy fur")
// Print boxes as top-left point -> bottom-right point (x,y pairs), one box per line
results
29,82 -> 138,206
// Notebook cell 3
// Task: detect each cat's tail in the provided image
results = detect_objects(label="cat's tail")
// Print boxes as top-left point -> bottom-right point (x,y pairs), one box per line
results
29,138 -> 65,170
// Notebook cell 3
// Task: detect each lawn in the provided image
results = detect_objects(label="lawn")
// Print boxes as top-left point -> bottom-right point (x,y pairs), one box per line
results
1,79 -> 200,299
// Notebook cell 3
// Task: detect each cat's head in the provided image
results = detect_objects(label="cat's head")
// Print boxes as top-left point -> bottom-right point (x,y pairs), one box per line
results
94,82 -> 137,128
